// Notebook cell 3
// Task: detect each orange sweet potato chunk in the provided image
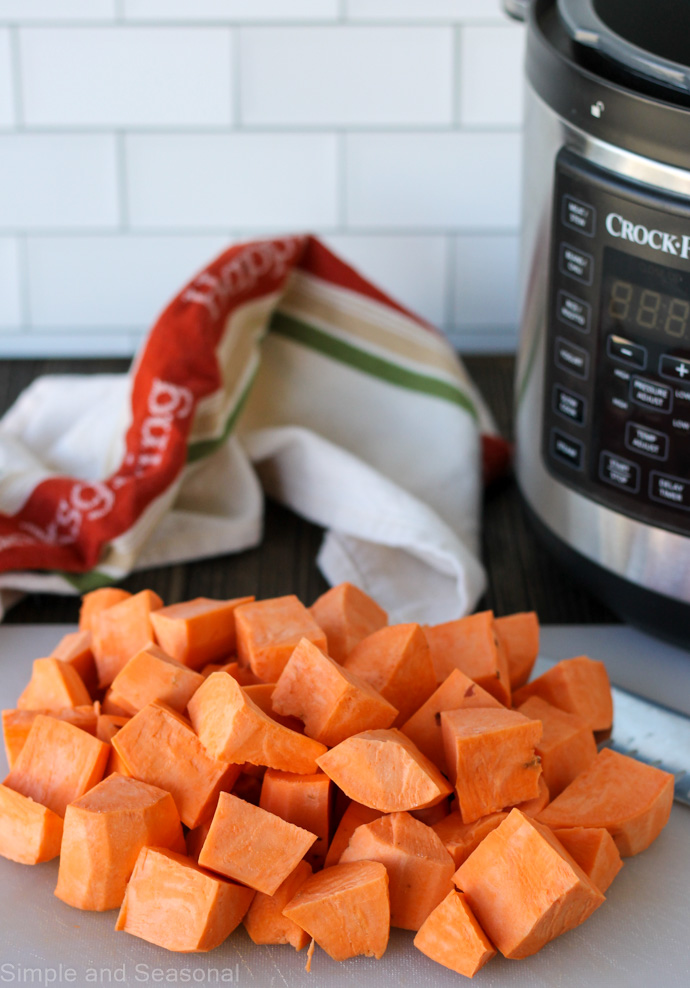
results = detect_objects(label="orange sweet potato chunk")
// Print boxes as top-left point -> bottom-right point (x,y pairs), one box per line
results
97,714 -> 129,744
537,747 -> 674,856
0,783 -> 63,865
441,707 -> 542,823
242,684 -> 304,732
401,668 -> 501,774
316,728 -> 452,813
235,595 -> 328,682
150,596 -> 253,670
343,623 -> 436,725
414,889 -> 496,978
513,774 -> 550,817
17,658 -> 91,712
92,589 -> 164,688
112,702 -> 240,828
54,773 -> 185,911
3,705 -> 98,768
187,671 -> 326,774
202,661 -> 260,685
424,611 -> 511,706
271,637 -> 397,747
494,612 -> 540,691
512,655 -> 613,732
198,791 -> 317,896
324,801 -> 384,869
79,587 -> 132,633
432,810 -> 508,868
260,769 -> 331,869
50,629 -> 98,697
340,811 -> 455,931
4,714 -> 109,817
282,860 -> 390,961
116,846 -> 254,953
110,644 -> 205,715
552,827 -> 623,893
309,582 -> 387,662
454,808 -> 605,959
243,859 -> 312,950
518,695 -> 597,798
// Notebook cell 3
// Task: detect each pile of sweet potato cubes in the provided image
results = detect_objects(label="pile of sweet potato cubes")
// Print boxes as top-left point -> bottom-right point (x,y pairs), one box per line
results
0,584 -> 674,977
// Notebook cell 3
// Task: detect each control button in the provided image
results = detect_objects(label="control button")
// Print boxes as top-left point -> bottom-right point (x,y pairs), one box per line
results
630,376 -> 673,413
607,335 -> 647,369
550,429 -> 584,470
599,451 -> 640,493
559,243 -> 594,285
553,385 -> 586,425
555,337 -> 589,379
557,291 -> 591,333
659,354 -> 690,381
624,422 -> 669,461
650,471 -> 690,511
562,195 -> 596,237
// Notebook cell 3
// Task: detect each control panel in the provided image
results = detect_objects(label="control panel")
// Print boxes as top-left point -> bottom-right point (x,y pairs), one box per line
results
542,149 -> 690,535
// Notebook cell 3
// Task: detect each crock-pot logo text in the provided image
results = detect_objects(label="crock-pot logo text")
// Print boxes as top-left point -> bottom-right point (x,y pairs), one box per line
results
606,213 -> 690,258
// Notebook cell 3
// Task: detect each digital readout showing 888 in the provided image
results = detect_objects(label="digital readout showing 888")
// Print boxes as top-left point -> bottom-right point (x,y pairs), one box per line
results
603,247 -> 690,344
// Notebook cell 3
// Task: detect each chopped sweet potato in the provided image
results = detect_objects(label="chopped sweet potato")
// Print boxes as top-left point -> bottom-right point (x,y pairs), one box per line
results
50,629 -> 98,697
0,783 -> 64,865
92,589 -> 164,688
343,623 -> 436,725
79,587 -> 132,633
186,818 -> 213,863
513,774 -> 550,816
101,689 -> 133,718
324,801 -> 384,869
116,846 -> 254,952
309,582 -> 387,663
110,644 -> 205,715
424,611 -> 511,706
282,860 -> 390,961
552,827 -> 623,893
494,611 -> 539,690
55,773 -> 185,911
518,695 -> 597,798
187,671 -> 327,774
242,683 -> 305,732
17,657 -> 91,712
198,791 -> 317,895
432,810 -> 508,868
96,713 -> 129,744
414,889 -> 496,978
243,859 -> 312,950
260,769 -> 331,869
271,637 -> 397,746
201,660 -> 260,685
235,595 -> 328,682
150,596 -> 254,670
454,808 -> 605,959
512,655 -> 613,732
3,705 -> 98,768
316,728 -> 452,812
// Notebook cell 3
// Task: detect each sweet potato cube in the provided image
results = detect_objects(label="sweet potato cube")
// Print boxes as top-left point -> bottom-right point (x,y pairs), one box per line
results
414,889 -> 496,978
0,783 -> 63,864
54,773 -> 185,911
187,671 -> 326,774
518,695 -> 597,798
112,702 -> 240,828
324,801 -> 384,869
243,859 -> 312,950
512,655 -> 613,732
494,611 -> 539,690
441,707 -> 542,822
186,818 -> 213,863
260,769 -> 331,869
340,811 -> 455,931
79,587 -> 132,632
432,810 -> 508,868
3,706 -> 98,768
235,595 -> 327,682
271,638 -> 397,746
101,689 -> 132,717
343,623 -> 436,725
309,582 -> 387,662
4,714 -> 109,817
50,629 -> 98,697
17,657 -> 91,712
97,714 -> 129,744
110,644 -> 205,715
150,596 -> 253,670
454,808 -> 605,959
202,660 -> 260,685
401,668 -> 501,773
282,860 -> 390,961
316,728 -> 452,812
513,774 -> 550,816
552,827 -> 623,892
424,610 -> 511,706
537,747 -> 674,855
92,589 -> 164,688
242,684 -> 305,732
198,791 -> 317,896
116,846 -> 254,952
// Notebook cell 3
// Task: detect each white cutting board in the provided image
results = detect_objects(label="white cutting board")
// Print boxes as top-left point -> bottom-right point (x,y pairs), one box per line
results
0,623 -> 688,988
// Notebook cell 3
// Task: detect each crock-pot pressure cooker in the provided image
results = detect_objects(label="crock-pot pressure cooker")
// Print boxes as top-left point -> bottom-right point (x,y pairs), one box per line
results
508,0 -> 690,644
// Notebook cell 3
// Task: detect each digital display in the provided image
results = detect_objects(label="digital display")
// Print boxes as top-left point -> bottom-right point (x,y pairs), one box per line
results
601,247 -> 690,344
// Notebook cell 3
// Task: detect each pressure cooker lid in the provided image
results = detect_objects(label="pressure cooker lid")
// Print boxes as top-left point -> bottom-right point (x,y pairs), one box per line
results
558,0 -> 690,94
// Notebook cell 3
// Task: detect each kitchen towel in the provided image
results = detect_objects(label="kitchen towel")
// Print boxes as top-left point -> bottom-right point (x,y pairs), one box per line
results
0,236 -> 509,624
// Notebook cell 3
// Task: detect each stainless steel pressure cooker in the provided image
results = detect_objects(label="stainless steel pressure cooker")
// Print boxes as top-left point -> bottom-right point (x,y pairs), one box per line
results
507,0 -> 690,644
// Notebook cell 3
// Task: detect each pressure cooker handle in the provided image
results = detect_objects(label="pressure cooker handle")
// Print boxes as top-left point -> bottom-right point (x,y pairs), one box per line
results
502,0 -> 531,21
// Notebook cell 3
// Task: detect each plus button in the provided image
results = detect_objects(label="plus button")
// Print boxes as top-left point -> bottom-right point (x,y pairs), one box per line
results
676,362 -> 690,378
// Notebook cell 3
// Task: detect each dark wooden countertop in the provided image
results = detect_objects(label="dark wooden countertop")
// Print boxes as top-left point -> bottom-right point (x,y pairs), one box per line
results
0,355 -> 617,627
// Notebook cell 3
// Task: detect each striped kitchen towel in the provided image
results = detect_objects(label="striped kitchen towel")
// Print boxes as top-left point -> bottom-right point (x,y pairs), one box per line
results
0,236 -> 509,623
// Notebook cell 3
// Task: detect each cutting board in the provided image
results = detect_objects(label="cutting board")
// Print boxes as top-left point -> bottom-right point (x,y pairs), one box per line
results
0,624 -> 688,988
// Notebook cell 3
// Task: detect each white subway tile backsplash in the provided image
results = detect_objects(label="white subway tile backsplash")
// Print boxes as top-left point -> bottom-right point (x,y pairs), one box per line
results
0,135 -> 119,230
459,24 -> 525,127
0,239 -> 22,327
0,1 -> 115,21
324,234 -> 448,327
125,1 -> 339,21
27,235 -> 229,329
240,27 -> 452,127
126,133 -> 339,230
454,233 -> 520,327
0,30 -> 14,127
346,131 -> 521,230
346,1 -> 505,22
21,28 -> 233,128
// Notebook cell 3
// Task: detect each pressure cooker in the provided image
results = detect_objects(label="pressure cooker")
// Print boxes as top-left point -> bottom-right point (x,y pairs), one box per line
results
507,0 -> 690,644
